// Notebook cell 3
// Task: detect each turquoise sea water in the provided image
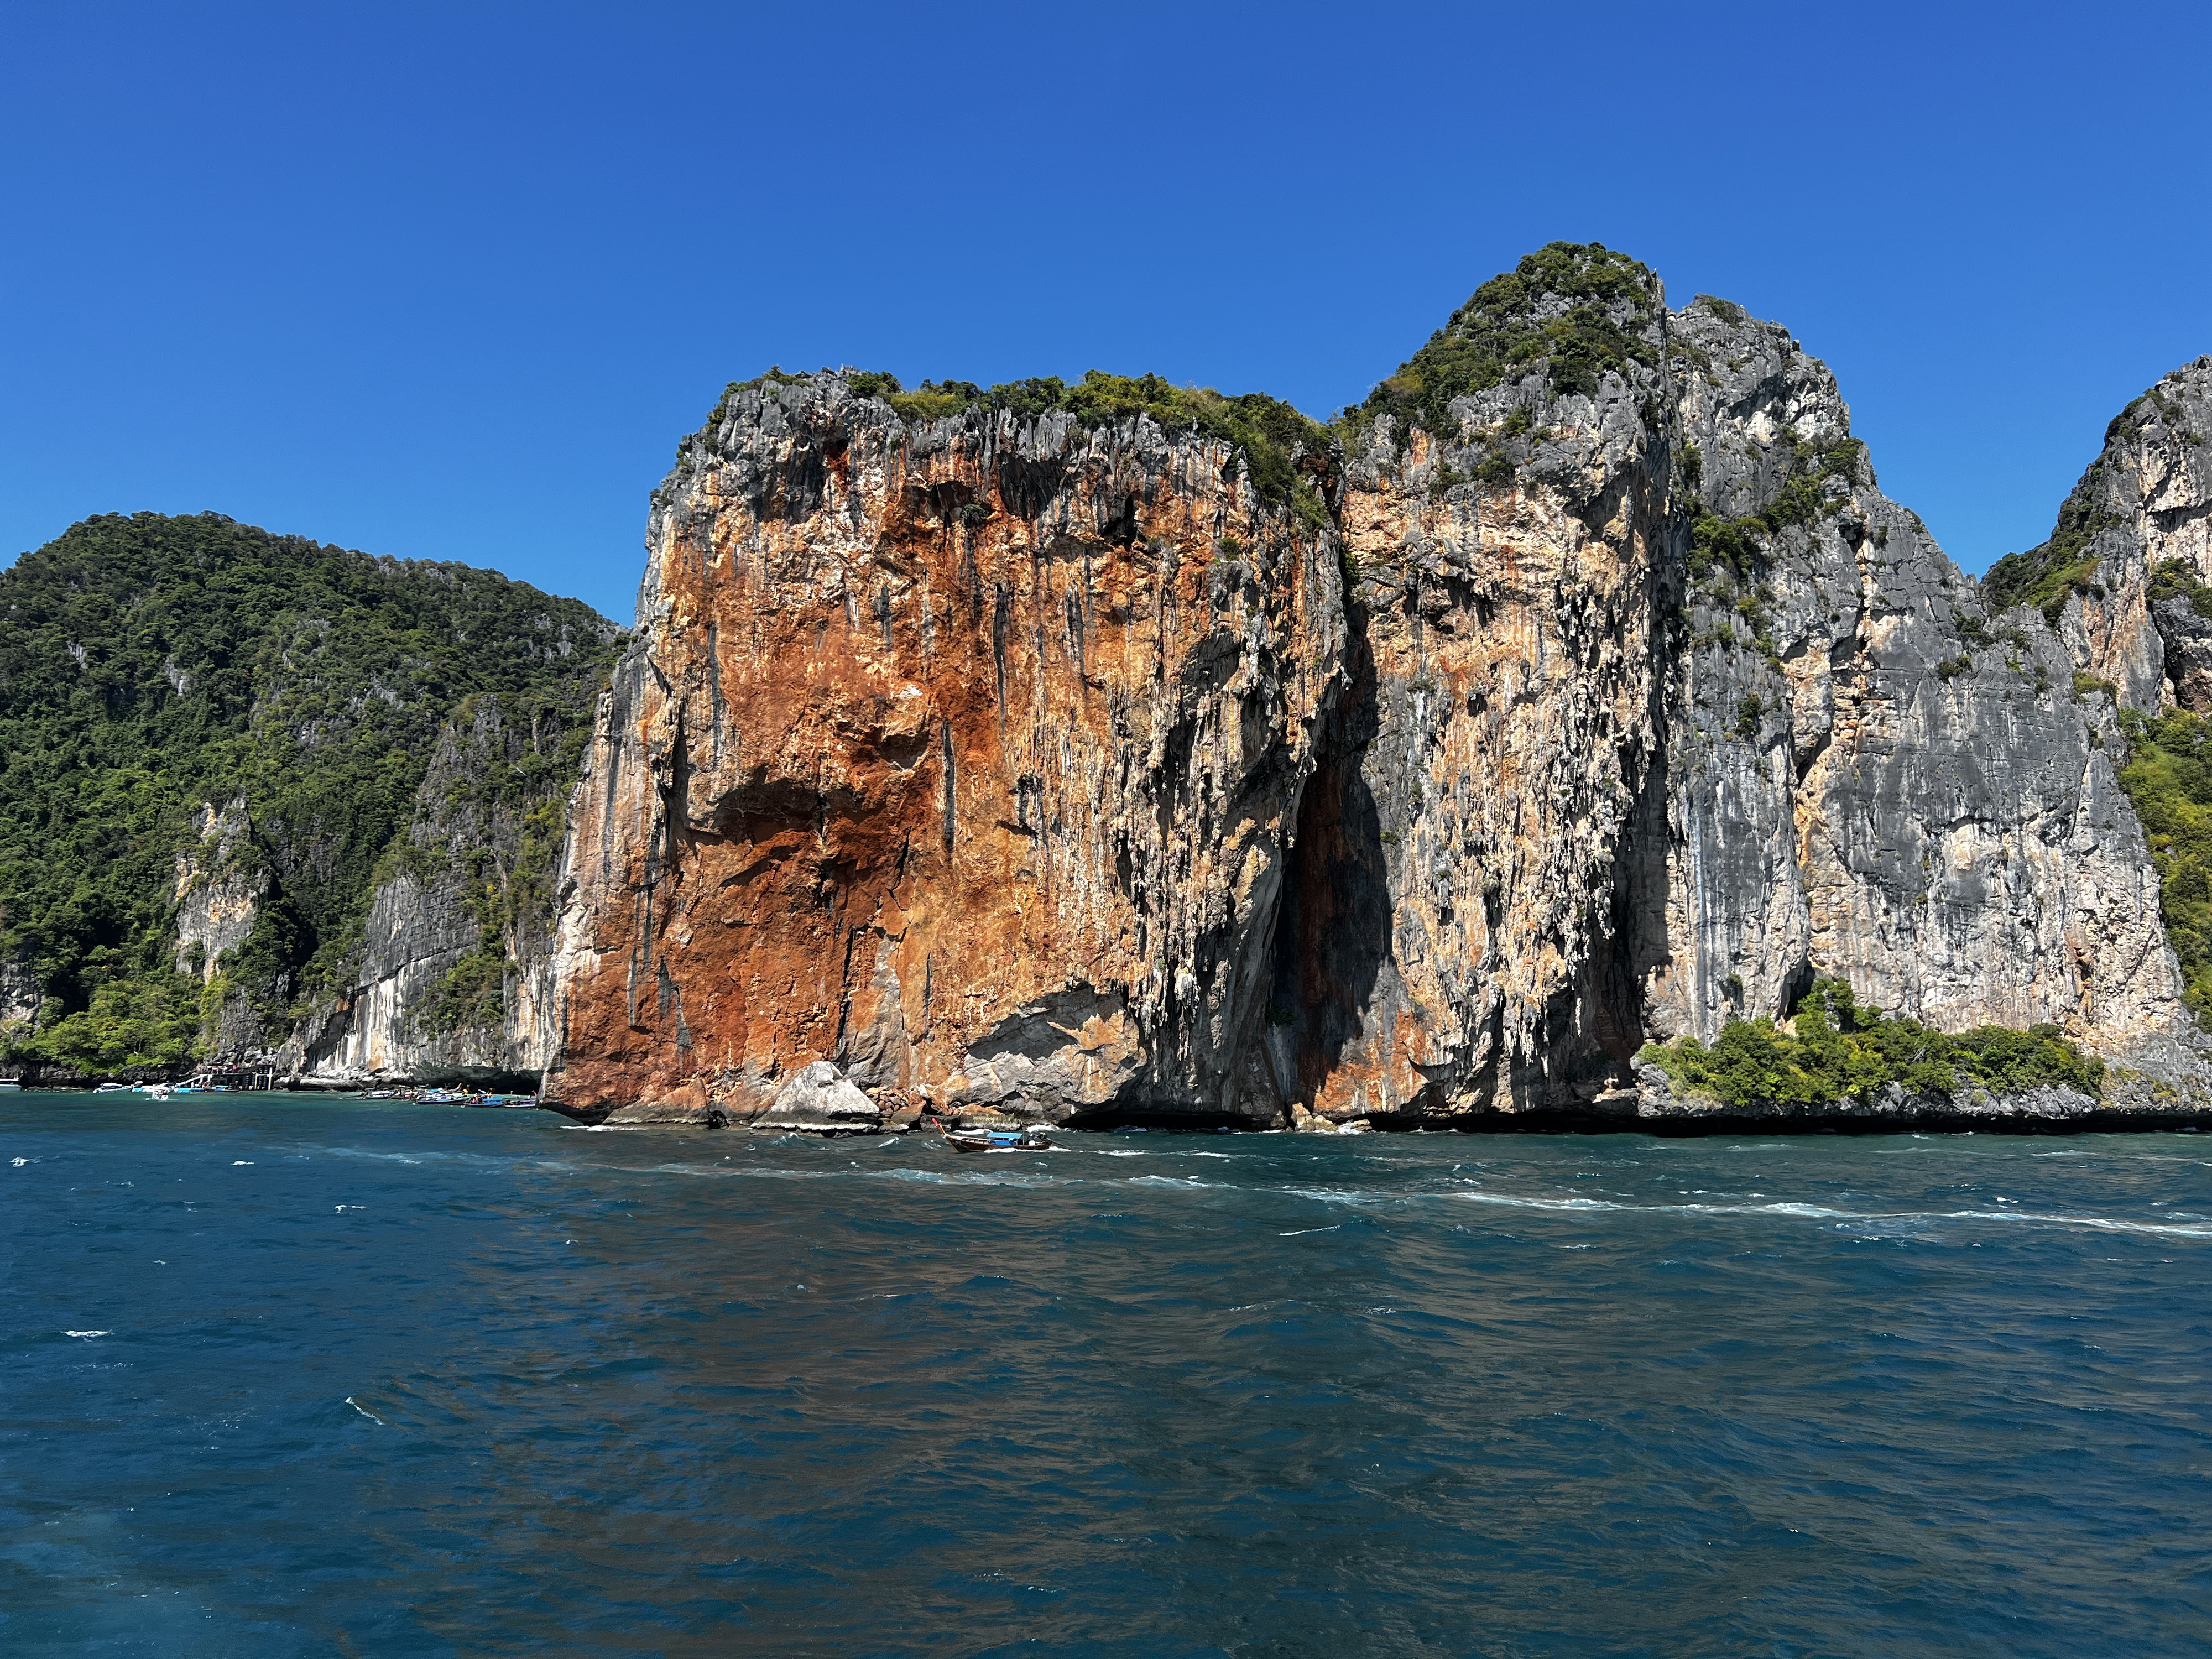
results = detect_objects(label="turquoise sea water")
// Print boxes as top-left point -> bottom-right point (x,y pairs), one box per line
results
3,1093 -> 2209,1656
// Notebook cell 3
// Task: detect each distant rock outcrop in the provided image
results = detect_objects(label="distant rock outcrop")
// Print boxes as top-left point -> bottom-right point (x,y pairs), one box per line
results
0,511 -> 620,1086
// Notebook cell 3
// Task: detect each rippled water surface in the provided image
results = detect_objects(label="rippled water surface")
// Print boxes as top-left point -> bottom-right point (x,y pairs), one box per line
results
4,1094 -> 2210,1655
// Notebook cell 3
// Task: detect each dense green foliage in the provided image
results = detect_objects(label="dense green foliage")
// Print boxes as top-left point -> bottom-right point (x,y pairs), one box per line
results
1347,242 -> 1661,439
1639,978 -> 2104,1108
1984,460 -> 2114,620
2147,556 -> 2212,620
2116,703 -> 2212,1026
20,975 -> 204,1075
0,513 -> 618,1073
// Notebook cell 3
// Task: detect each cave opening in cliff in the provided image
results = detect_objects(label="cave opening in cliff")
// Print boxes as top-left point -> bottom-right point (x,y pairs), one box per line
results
1273,743 -> 1392,1113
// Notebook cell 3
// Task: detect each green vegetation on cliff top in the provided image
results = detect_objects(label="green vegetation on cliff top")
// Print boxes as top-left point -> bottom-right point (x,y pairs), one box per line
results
1639,978 -> 2103,1109
1685,432 -> 1869,587
1983,462 -> 2115,622
704,368 -> 1333,525
705,243 -> 1666,523
0,512 -> 618,1073
1981,389 -> 2185,620
1348,241 -> 1662,439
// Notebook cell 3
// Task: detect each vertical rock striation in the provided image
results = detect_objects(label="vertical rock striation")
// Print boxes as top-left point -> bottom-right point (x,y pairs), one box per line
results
173,799 -> 265,986
1282,259 -> 1675,1117
283,687 -> 602,1086
1652,301 -> 2188,1083
547,379 -> 1345,1122
543,249 -> 2212,1124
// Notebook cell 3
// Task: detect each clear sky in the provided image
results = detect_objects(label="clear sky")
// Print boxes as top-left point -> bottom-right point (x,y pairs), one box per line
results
7,1 -> 2209,624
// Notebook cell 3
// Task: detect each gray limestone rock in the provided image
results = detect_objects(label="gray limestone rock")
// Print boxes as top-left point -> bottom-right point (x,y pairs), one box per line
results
1999,358 -> 2212,714
2150,588 -> 2212,710
758,1061 -> 881,1131
1645,300 -> 2197,1087
279,687 -> 603,1087
172,797 -> 264,982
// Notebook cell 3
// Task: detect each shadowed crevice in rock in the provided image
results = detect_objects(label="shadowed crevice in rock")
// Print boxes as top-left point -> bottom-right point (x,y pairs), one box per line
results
1279,607 -> 1392,1110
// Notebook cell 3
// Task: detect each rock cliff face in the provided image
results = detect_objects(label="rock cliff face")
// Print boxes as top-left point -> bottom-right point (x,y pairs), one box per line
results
549,381 -> 1345,1120
0,951 -> 40,1048
543,249 -> 2212,1124
1990,358 -> 2212,715
173,799 -> 264,985
1283,305 -> 1674,1118
1652,302 -> 2188,1078
281,688 -> 598,1086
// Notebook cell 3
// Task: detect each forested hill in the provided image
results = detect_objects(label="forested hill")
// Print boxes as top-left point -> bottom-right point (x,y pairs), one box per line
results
0,512 -> 621,1074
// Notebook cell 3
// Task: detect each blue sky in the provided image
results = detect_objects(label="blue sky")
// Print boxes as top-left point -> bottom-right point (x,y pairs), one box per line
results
6,1 -> 2208,624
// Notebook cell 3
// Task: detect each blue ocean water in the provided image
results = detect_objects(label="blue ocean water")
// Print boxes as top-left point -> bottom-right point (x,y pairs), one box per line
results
3,1094 -> 2209,1656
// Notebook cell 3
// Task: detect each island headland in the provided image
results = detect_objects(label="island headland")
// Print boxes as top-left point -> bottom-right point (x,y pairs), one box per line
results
9,243 -> 2212,1131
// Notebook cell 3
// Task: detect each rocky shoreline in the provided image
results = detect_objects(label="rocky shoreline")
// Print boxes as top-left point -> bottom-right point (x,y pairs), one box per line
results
533,1055 -> 2210,1136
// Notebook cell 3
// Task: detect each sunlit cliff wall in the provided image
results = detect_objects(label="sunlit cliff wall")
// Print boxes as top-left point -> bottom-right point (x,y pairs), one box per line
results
542,253 -> 2210,1123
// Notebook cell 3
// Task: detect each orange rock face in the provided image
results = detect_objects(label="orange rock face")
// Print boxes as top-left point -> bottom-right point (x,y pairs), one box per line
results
546,384 -> 1346,1122
545,368 -> 1676,1125
545,286 -> 2209,1125
1279,416 -> 1670,1117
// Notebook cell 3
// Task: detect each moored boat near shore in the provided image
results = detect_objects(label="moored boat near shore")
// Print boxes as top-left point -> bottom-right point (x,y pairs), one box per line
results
944,1125 -> 1054,1154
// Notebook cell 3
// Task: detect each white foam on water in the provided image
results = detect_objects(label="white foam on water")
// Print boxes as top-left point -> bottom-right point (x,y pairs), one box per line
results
1455,1192 -> 1626,1214
64,1331 -> 109,1339
875,1166 -> 1066,1189
1448,1188 -> 2212,1239
1279,1224 -> 1344,1237
1944,1207 -> 2212,1239
1278,1186 -> 1391,1208
345,1396 -> 385,1425
646,1162 -> 836,1182
11,1157 -> 25,1167
232,1161 -> 253,1166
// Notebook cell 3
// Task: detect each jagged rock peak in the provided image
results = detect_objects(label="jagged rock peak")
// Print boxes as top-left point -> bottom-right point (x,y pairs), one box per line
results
1350,242 -> 1666,438
1983,358 -> 2212,713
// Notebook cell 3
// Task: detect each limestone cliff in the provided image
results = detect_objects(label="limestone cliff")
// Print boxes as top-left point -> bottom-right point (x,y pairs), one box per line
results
281,686 -> 602,1086
543,248 -> 2212,1125
548,378 -> 1345,1120
1986,358 -> 2212,716
1652,302 -> 2189,1083
173,799 -> 264,984
1282,267 -> 1675,1118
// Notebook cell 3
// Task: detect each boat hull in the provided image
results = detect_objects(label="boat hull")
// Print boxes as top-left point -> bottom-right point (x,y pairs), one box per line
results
944,1131 -> 1053,1154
